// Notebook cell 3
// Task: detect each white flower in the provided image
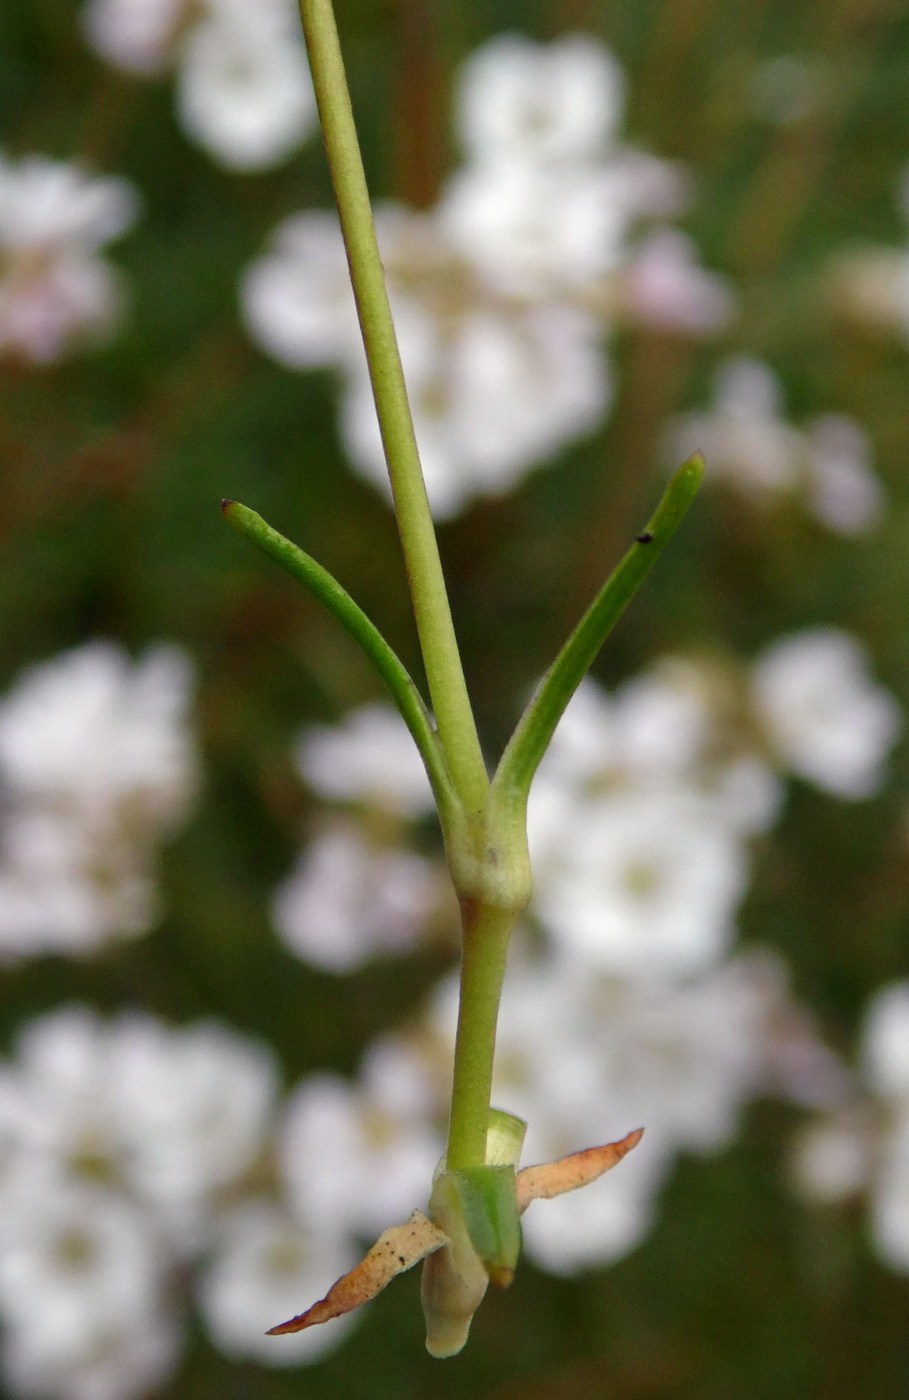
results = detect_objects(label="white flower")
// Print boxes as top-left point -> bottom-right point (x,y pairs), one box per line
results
341,294 -> 609,518
279,1071 -> 442,1241
0,642 -> 197,960
863,981 -> 909,1102
804,413 -> 884,535
454,33 -> 626,168
177,9 -> 315,171
531,781 -> 748,977
0,153 -> 137,363
440,161 -> 639,298
668,357 -> 804,495
667,358 -> 884,534
83,0 -> 316,170
0,1007 -> 278,1245
198,1202 -> 356,1365
241,33 -> 718,519
273,820 -> 441,971
0,1182 -> 164,1342
0,1179 -> 179,1400
751,628 -> 901,798
110,1017 -> 278,1212
0,642 -> 195,823
790,1110 -> 873,1204
870,1111 -> 909,1271
619,228 -> 735,334
2,1306 -> 179,1400
82,0 -> 184,73
240,210 -> 358,369
295,703 -> 434,817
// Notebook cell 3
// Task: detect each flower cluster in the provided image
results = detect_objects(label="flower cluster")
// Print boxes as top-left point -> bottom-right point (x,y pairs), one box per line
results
82,0 -> 316,169
667,357 -> 885,535
242,33 -> 732,517
0,1004 -> 449,1396
272,705 -> 450,971
0,153 -> 138,364
793,981 -> 909,1272
0,643 -> 197,960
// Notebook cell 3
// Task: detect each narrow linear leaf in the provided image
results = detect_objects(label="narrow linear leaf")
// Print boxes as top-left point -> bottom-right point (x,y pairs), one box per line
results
493,455 -> 704,811
266,1210 -> 448,1335
515,1127 -> 644,1213
221,500 -> 457,815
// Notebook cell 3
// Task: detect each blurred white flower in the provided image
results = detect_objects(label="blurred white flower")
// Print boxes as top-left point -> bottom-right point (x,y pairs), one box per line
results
804,413 -> 885,535
198,1202 -> 356,1365
751,628 -> 901,798
279,1070 -> 442,1241
3,1307 -> 179,1400
240,210 -> 357,369
0,1181 -> 178,1400
0,642 -> 197,960
110,1016 -> 278,1214
82,0 -> 316,169
340,294 -> 609,517
177,8 -> 315,170
870,1112 -> 909,1271
619,228 -> 735,334
0,1181 -> 165,1345
273,820 -> 441,971
790,1110 -> 874,1204
0,642 -> 195,822
439,159 -> 681,301
863,981 -> 909,1100
527,673 -> 770,979
295,703 -> 434,817
82,0 -> 184,72
531,781 -> 748,977
242,32 -> 726,517
454,32 -> 626,168
0,1008 -> 278,1242
0,153 -> 138,363
668,357 -> 884,534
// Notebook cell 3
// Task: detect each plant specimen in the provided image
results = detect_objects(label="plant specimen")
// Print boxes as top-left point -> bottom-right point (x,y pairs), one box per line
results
222,0 -> 702,1357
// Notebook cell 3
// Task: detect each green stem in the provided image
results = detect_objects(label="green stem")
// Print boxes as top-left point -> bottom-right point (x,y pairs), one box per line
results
446,901 -> 516,1171
297,0 -> 488,818
494,455 -> 704,817
221,499 -> 458,823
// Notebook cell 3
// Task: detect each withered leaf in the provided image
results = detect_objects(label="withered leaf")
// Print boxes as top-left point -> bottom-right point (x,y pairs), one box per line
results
266,1210 -> 449,1335
515,1126 -> 644,1213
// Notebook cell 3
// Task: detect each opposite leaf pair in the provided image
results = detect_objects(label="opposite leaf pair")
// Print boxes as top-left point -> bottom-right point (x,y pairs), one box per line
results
268,1111 -> 643,1357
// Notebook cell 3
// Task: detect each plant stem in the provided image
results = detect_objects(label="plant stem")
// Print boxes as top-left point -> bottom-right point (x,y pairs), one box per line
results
446,900 -> 516,1171
297,0 -> 488,818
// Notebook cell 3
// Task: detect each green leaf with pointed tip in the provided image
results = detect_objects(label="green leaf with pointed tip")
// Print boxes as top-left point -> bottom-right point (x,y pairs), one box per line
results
493,455 -> 704,816
220,499 -> 458,822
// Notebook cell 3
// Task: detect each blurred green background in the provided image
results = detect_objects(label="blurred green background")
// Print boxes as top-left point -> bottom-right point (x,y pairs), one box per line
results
2,0 -> 909,1396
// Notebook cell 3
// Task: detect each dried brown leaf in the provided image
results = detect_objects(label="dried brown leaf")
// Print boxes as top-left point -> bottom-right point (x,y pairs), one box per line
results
515,1126 -> 644,1213
267,1210 -> 449,1335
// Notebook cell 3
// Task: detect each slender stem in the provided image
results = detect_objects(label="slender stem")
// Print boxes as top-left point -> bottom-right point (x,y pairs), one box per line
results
297,0 -> 488,817
494,455 -> 704,814
446,901 -> 516,1171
